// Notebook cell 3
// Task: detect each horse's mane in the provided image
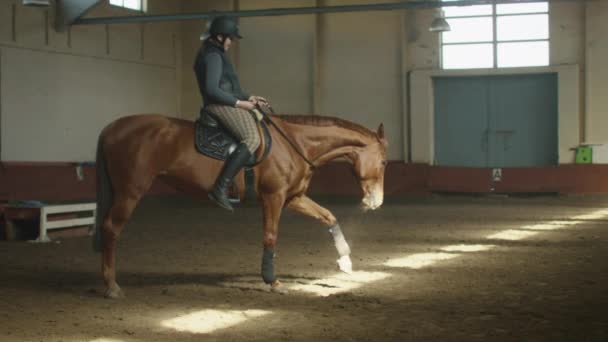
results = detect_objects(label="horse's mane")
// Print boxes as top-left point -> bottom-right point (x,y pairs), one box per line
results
274,114 -> 376,139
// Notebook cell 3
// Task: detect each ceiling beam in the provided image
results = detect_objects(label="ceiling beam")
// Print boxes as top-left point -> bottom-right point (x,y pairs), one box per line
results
72,0 -> 578,26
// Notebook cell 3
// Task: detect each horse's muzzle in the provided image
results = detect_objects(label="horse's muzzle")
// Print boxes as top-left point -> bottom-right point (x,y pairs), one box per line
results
362,186 -> 384,211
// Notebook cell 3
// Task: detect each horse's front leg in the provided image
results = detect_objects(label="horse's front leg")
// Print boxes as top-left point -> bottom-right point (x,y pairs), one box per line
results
260,192 -> 287,292
287,195 -> 352,273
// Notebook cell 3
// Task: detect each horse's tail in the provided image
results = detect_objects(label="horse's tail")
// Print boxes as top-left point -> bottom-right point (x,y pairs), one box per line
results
93,133 -> 113,253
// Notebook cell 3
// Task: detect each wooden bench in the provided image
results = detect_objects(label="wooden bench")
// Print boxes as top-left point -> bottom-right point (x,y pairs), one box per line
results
3,202 -> 96,242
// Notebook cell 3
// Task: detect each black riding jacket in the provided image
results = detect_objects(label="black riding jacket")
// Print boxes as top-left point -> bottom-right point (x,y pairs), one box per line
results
194,39 -> 249,107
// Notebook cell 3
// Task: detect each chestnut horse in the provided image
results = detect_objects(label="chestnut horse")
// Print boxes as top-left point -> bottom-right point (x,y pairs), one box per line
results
94,112 -> 387,298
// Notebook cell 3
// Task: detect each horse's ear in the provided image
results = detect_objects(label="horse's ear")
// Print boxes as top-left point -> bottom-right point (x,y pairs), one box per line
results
377,123 -> 385,139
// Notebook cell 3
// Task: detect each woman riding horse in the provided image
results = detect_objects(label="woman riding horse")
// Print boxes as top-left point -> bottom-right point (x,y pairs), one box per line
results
195,16 -> 267,211
94,17 -> 388,299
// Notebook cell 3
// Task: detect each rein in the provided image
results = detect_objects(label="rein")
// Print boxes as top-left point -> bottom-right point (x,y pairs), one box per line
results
258,104 -> 316,170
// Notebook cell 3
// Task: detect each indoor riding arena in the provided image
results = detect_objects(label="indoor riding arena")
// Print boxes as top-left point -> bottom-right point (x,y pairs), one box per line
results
1,1 -> 607,341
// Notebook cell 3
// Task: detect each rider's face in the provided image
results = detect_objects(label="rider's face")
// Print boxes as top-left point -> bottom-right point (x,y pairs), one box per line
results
223,36 -> 232,51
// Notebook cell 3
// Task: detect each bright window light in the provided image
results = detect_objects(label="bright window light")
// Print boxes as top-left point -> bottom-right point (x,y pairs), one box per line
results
442,1 -> 548,69
443,17 -> 493,43
497,2 -> 549,15
443,43 -> 494,69
497,41 -> 549,68
124,0 -> 140,10
109,0 -> 143,11
497,14 -> 549,41
161,310 -> 270,334
443,4 -> 492,17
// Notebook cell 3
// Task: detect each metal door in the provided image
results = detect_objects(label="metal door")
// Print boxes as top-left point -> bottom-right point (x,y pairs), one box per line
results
433,74 -> 557,167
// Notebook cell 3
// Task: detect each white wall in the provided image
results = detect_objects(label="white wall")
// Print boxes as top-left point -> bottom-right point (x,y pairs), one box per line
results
585,0 -> 608,144
0,0 -> 180,162
239,0 -> 316,115
319,0 -> 403,160
1,48 -> 177,161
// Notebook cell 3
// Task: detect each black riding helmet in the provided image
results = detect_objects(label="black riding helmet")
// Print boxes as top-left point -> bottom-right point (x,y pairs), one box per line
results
209,16 -> 243,39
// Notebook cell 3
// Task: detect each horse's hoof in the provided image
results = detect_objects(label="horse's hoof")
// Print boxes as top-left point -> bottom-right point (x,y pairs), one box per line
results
337,255 -> 353,274
104,286 -> 125,299
270,280 -> 288,295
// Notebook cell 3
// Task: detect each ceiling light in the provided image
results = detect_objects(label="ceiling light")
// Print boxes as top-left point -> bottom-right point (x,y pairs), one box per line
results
430,9 -> 451,32
23,0 -> 50,7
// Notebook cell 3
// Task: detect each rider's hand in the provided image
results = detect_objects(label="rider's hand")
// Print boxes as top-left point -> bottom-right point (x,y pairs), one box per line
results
248,95 -> 268,106
236,100 -> 256,111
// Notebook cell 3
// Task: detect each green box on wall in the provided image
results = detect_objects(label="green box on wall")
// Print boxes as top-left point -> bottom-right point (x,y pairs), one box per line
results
575,146 -> 592,164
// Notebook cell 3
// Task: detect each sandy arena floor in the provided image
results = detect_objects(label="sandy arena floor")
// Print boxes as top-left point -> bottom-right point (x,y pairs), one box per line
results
1,194 -> 607,342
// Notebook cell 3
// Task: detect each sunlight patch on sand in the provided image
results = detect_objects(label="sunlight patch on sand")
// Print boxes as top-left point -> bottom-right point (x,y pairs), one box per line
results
519,221 -> 581,231
290,271 -> 391,297
161,309 -> 270,334
573,209 -> 608,220
487,211 -> 605,240
384,252 -> 459,269
487,229 -> 538,240
440,244 -> 497,252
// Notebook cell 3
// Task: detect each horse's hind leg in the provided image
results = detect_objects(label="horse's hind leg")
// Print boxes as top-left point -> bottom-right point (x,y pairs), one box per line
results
102,194 -> 140,298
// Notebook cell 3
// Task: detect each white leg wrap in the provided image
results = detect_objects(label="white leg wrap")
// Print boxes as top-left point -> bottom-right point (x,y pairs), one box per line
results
329,224 -> 351,257
336,255 -> 353,274
329,224 -> 353,273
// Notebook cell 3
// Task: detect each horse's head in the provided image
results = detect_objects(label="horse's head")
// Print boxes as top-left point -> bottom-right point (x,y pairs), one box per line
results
346,123 -> 388,211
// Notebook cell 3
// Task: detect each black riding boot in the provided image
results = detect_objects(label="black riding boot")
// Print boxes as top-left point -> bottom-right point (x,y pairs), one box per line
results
208,143 -> 252,211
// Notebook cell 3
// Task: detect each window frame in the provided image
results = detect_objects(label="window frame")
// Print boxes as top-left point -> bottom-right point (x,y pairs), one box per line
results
440,1 -> 550,70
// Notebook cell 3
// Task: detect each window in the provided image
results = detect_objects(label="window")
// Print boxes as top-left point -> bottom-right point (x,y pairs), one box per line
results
109,0 -> 144,11
441,0 -> 549,69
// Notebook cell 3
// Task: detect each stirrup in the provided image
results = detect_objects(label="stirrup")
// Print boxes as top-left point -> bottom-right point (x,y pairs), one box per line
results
227,183 -> 240,204
208,189 -> 234,211
208,182 -> 240,211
